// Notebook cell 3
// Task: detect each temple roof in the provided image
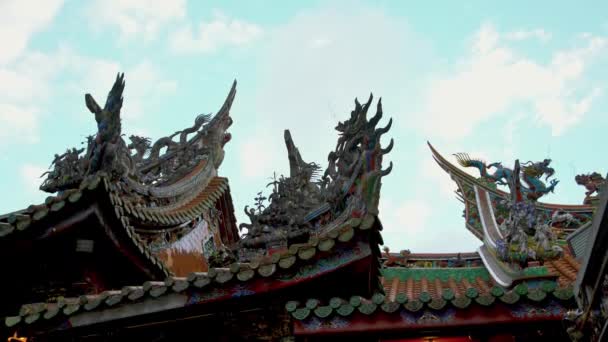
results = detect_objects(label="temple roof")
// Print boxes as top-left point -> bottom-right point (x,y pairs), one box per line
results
286,267 -> 575,321
3,85 -> 394,336
428,142 -> 592,289
5,212 -> 382,330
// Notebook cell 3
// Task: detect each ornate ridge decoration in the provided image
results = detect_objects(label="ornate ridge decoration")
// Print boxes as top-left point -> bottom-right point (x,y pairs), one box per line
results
453,153 -> 559,201
494,160 -> 563,264
429,143 -> 592,287
575,172 -> 606,205
237,94 -> 393,259
39,74 -> 236,203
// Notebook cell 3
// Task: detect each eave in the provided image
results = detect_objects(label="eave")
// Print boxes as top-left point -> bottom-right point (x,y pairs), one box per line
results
0,175 -> 170,280
5,213 -> 383,334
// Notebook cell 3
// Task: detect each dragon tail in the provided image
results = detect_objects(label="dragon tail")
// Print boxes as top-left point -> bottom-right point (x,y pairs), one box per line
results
454,153 -> 487,177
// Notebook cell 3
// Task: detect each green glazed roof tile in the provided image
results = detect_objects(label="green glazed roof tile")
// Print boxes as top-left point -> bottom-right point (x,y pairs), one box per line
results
428,298 -> 447,310
381,267 -> 491,283
336,304 -> 355,316
404,300 -> 423,312
465,287 -> 479,299
499,291 -> 520,304
358,302 -> 377,315
314,306 -> 333,318
292,308 -> 311,320
442,288 -> 455,301
395,293 -> 408,304
475,294 -> 495,306
451,296 -> 471,309
381,301 -> 400,313
527,288 -> 547,302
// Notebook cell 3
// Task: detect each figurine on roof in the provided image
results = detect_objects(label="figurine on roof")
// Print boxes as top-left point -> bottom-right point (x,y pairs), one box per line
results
84,73 -> 132,178
454,153 -> 558,201
238,94 -> 392,258
495,160 -> 562,263
575,172 -> 606,204
39,75 -> 236,195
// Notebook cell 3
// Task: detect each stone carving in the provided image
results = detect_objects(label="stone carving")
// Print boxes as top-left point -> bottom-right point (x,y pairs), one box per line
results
84,73 -> 132,178
454,154 -> 559,201
39,75 -> 235,195
238,94 -> 392,254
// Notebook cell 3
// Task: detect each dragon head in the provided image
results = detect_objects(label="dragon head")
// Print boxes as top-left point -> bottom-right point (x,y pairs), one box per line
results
84,73 -> 125,142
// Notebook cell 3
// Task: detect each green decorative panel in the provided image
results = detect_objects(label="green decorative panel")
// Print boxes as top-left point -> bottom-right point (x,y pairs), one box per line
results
382,267 -> 490,283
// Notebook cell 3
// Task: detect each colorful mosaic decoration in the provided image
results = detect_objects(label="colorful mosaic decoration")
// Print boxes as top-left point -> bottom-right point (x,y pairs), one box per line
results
301,315 -> 352,331
510,300 -> 566,319
400,308 -> 456,324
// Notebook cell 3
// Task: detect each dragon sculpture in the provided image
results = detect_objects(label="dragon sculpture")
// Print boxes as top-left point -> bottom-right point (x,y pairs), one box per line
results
495,160 -> 562,263
575,172 -> 606,203
39,75 -> 235,195
238,94 -> 392,255
454,153 -> 559,201
40,74 -> 132,192
84,73 -> 132,177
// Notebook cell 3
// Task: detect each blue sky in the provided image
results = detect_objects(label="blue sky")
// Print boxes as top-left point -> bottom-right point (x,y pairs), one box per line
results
1,0 -> 607,253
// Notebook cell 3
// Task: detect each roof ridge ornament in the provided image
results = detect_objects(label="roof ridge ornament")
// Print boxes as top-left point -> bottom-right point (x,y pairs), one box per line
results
238,94 -> 393,258
39,76 -> 236,193
453,152 -> 558,201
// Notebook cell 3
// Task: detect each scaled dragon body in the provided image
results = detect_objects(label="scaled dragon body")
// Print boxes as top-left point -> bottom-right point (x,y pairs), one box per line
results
454,153 -> 559,201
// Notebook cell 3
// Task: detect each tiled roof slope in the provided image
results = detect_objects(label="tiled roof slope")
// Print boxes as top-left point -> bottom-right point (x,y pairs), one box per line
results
5,212 -> 380,329
286,265 -> 576,320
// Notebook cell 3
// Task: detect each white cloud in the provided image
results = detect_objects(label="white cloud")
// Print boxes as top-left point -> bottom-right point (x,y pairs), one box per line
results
56,55 -> 177,127
229,4 -> 431,247
0,0 -> 64,65
505,29 -> 552,42
88,0 -> 186,41
379,198 -> 432,246
0,1 -> 64,144
170,11 -> 263,54
238,132 -> 284,179
0,42 -> 176,145
243,4 -> 429,174
0,104 -> 39,144
420,23 -> 607,140
420,153 -> 458,199
20,164 -> 47,196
